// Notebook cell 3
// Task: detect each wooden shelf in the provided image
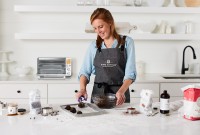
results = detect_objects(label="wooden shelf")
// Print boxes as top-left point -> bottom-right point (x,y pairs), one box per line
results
14,33 -> 200,40
14,5 -> 200,14
15,33 -> 96,40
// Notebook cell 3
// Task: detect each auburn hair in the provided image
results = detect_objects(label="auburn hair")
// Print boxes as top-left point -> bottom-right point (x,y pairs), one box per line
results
90,8 -> 125,48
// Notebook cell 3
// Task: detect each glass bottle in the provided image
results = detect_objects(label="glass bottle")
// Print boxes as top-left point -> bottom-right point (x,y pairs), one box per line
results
160,90 -> 170,115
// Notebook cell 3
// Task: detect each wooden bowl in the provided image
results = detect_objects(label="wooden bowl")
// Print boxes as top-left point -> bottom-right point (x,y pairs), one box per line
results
185,0 -> 200,7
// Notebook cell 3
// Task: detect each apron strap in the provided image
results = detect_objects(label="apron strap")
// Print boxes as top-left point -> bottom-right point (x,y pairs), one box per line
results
121,36 -> 126,51
97,35 -> 126,52
98,47 -> 101,53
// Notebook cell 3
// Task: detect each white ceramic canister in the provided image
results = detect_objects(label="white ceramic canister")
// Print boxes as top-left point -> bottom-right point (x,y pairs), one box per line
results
175,21 -> 194,34
8,103 -> 18,115
184,21 -> 194,34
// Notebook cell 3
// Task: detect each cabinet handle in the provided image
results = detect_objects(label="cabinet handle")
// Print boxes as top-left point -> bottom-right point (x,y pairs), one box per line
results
74,90 -> 78,93
17,90 -> 21,93
131,89 -> 135,92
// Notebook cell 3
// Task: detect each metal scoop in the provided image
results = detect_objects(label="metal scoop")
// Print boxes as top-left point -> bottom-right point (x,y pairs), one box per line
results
78,96 -> 87,103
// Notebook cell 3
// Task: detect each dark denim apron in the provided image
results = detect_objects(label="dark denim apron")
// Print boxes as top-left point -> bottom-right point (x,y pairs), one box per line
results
91,36 -> 130,103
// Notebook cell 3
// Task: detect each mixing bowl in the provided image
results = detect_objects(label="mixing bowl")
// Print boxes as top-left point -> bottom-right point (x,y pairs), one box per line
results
15,66 -> 31,77
92,93 -> 117,109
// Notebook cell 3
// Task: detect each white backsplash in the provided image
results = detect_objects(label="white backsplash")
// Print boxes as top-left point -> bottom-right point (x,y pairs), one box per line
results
0,0 -> 200,77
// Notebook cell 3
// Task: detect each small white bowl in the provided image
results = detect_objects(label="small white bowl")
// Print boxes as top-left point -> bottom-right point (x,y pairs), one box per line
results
138,22 -> 157,33
15,66 -> 31,77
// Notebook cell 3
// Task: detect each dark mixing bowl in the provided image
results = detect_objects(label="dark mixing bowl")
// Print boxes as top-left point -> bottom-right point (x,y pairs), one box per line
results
92,93 -> 117,109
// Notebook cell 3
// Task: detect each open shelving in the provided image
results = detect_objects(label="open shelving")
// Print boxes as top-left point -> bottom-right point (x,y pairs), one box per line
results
14,5 -> 200,41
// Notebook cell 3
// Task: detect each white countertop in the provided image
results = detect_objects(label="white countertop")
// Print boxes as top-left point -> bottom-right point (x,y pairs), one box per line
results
0,74 -> 200,83
0,103 -> 199,135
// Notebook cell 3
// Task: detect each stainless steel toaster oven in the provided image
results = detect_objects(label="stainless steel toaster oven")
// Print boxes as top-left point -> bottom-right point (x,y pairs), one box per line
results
37,57 -> 72,79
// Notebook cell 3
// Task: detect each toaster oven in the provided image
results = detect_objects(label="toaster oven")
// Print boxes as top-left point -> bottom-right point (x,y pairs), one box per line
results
37,57 -> 72,79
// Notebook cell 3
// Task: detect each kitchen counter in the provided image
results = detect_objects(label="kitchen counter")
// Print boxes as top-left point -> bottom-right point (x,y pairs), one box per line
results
1,74 -> 200,83
0,103 -> 199,135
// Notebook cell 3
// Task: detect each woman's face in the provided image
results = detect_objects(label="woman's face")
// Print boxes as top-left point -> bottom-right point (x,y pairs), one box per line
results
92,19 -> 111,40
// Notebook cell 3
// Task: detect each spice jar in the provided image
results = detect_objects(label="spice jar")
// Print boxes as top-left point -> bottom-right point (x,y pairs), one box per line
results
8,103 -> 18,115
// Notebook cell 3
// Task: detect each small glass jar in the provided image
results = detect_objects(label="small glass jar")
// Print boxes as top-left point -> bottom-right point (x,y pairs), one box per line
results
8,103 -> 18,115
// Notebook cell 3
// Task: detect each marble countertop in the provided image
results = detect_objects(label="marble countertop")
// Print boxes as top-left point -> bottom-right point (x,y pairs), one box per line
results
0,74 -> 200,83
0,103 -> 199,135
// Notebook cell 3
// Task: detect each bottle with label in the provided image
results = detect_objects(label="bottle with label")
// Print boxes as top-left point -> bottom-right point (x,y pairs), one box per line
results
160,90 -> 170,115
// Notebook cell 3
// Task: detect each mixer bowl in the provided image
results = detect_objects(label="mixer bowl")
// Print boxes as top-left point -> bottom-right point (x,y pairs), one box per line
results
92,93 -> 117,109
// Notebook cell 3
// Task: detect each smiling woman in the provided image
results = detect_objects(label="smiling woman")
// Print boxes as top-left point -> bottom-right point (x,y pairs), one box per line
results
76,8 -> 137,107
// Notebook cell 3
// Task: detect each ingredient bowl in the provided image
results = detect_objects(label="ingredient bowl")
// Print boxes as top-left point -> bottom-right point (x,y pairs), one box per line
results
92,93 -> 117,109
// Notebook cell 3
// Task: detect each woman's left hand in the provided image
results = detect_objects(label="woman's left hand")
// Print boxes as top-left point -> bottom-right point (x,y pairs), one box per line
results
115,91 -> 126,105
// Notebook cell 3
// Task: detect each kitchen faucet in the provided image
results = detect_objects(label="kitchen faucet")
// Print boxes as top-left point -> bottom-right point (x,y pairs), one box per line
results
181,45 -> 196,74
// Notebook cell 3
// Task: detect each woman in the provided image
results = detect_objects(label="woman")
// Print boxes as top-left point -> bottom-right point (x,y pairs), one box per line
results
76,8 -> 136,105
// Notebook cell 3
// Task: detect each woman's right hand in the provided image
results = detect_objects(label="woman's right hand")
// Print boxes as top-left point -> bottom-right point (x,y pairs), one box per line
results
76,89 -> 88,101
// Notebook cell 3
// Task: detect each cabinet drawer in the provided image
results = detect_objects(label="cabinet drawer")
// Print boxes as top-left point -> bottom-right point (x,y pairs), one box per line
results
0,84 -> 47,98
160,83 -> 199,97
48,84 -> 93,98
129,83 -> 159,98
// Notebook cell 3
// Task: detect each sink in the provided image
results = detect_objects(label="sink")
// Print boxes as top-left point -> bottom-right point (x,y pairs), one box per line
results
162,75 -> 200,79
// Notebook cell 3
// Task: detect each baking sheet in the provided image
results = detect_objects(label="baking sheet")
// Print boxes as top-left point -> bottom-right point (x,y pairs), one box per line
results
60,103 -> 106,117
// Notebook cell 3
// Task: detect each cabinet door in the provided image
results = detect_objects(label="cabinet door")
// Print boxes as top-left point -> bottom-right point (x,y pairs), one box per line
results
160,83 -> 199,101
129,83 -> 159,104
0,84 -> 48,104
48,84 -> 93,104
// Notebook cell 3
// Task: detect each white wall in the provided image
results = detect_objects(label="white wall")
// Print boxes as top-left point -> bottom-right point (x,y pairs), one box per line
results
0,0 -> 200,77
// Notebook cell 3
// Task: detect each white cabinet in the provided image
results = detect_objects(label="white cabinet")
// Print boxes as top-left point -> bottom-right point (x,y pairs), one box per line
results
0,84 -> 48,104
48,83 -> 93,104
0,81 -> 199,104
129,83 -> 160,104
160,82 -> 199,101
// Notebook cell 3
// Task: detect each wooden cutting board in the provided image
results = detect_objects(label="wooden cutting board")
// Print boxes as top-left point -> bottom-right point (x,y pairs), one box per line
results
85,22 -> 134,34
